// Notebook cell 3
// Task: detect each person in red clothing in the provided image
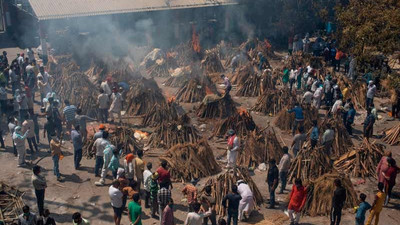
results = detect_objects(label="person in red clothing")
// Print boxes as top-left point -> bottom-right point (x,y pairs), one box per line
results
383,157 -> 399,205
288,178 -> 307,225
156,160 -> 173,189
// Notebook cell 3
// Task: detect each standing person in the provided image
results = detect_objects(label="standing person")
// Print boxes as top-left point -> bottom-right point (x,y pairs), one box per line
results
222,185 -> 241,225
313,85 -> 323,109
143,162 -> 153,209
9,66 -> 18,94
72,212 -> 90,225
75,108 -> 96,143
124,153 -> 135,185
236,180 -> 254,221
288,178 -> 307,225
98,89 -> 110,123
37,66 -> 51,83
266,159 -> 279,209
184,202 -> 212,225
162,198 -> 175,225
278,146 -> 290,194
135,150 -> 145,192
289,69 -> 296,92
32,165 -> 47,216
182,178 -> 199,212
101,77 -> 112,96
109,88 -> 123,124
302,88 -> 313,105
330,179 -> 346,225
331,97 -> 343,116
158,181 -> 172,224
128,193 -> 142,225
93,124 -> 106,140
334,49 -> 343,72
52,101 -> 63,138
291,127 -> 306,157
109,147 -> 122,179
109,179 -> 123,225
363,108 -> 375,140
8,117 -> 17,156
16,89 -> 29,122
390,89 -> 400,119
22,114 -> 38,154
62,100 -> 77,135
282,67 -> 289,87
156,160 -> 173,189
345,103 -> 356,135
37,76 -> 51,106
149,172 -> 159,218
322,124 -> 335,156
0,84 -> 7,116
18,205 -> 37,225
13,126 -> 29,167
226,129 -> 239,170
355,193 -> 371,225
200,186 -> 216,225
93,131 -> 109,177
43,118 -> 56,146
71,125 -> 83,170
366,81 -> 376,109
220,74 -> 232,97
310,120 -> 319,149
36,209 -> 56,225
382,157 -> 399,205
50,136 -> 63,181
376,151 -> 392,187
32,113 -> 40,143
365,183 -> 386,225
287,103 -> 304,136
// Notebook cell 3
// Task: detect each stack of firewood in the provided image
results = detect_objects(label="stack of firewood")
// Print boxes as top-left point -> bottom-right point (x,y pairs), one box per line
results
141,101 -> 180,127
317,117 -> 353,157
197,95 -> 238,119
159,139 -> 221,182
176,78 -> 214,103
230,64 -> 253,85
334,138 -> 384,179
213,108 -> 257,137
204,167 -> 263,216
251,89 -> 295,115
201,50 -> 225,73
382,124 -> 400,145
0,182 -> 25,224
274,105 -> 317,132
146,59 -> 170,77
235,71 -> 275,97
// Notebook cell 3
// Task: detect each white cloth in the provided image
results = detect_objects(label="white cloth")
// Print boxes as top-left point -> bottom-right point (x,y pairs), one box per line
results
94,138 -> 109,157
37,80 -> 51,95
37,72 -> 51,83
278,153 -> 291,172
98,93 -> 109,109
289,209 -> 301,223
22,120 -> 35,138
303,91 -> 313,104
101,82 -> 112,95
322,129 -> 335,143
227,150 -> 238,168
123,159 -> 135,180
109,93 -> 122,113
143,169 -> 152,191
367,84 -> 376,99
184,208 -> 212,225
331,100 -> 343,114
109,185 -> 123,208
238,183 -> 254,220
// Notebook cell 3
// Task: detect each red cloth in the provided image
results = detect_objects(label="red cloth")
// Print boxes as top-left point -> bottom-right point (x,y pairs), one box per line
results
157,167 -> 171,184
228,135 -> 236,148
125,153 -> 135,163
384,166 -> 398,186
288,185 -> 307,212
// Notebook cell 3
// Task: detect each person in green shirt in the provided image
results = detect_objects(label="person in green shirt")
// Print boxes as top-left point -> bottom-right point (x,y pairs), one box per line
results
282,67 -> 289,86
128,193 -> 142,225
149,172 -> 159,218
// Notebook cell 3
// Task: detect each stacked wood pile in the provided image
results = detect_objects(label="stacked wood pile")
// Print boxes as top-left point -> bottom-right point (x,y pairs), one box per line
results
230,64 -> 253,85
125,77 -> 166,115
141,102 -> 179,127
273,105 -> 317,131
172,42 -> 198,66
148,121 -> 200,149
235,71 -> 275,97
159,139 -> 221,181
201,50 -> 225,73
0,182 -> 24,224
176,78 -> 212,103
317,117 -> 353,157
163,65 -> 201,88
85,59 -> 139,84
146,59 -> 170,77
83,126 -> 143,158
302,173 -> 358,216
382,124 -> 400,145
339,78 -> 367,110
47,55 -> 78,75
213,108 -> 257,137
334,139 -> 384,179
197,95 -> 237,119
264,128 -> 284,162
204,167 -> 263,216
251,89 -> 295,115
288,147 -> 333,182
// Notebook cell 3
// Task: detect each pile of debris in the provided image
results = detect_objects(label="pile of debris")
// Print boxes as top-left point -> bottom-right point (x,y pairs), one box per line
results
197,95 -> 237,119
141,101 -> 180,127
159,140 -> 221,182
176,77 -> 216,103
251,90 -> 295,115
146,59 -> 170,77
302,173 -> 358,216
204,167 -> 263,216
83,126 -> 143,158
382,124 -> 400,145
125,77 -> 166,115
230,64 -> 254,85
334,139 -> 384,179
236,71 -> 275,97
273,105 -> 317,132
201,50 -> 225,73
147,121 -> 200,149
85,59 -> 139,84
163,66 -> 198,88
213,108 -> 257,137
0,182 -> 24,224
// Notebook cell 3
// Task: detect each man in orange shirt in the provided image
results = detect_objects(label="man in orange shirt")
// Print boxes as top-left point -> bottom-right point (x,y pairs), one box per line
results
182,178 -> 199,212
335,49 -> 344,72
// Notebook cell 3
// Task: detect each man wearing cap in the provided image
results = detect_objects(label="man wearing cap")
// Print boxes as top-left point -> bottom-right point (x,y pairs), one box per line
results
50,136 -> 62,181
94,124 -> 106,140
237,180 -> 254,221
13,126 -> 29,167
226,129 -> 239,170
182,178 -> 199,212
109,88 -> 123,124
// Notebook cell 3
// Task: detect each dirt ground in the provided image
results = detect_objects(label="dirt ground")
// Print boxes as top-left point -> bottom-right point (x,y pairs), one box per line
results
0,48 -> 399,225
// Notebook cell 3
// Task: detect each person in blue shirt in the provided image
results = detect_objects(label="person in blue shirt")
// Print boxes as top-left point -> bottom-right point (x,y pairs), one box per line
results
346,103 -> 356,135
288,103 -> 304,136
71,125 -> 83,170
363,108 -> 375,140
310,120 -> 319,149
355,193 -> 371,225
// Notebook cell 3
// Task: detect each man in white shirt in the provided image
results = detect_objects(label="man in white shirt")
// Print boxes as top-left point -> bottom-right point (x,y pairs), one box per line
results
97,89 -> 109,123
143,162 -> 153,208
93,131 -> 109,177
101,77 -> 112,95
278,146 -> 291,194
237,180 -> 254,221
331,98 -> 343,115
37,66 -> 52,83
109,179 -> 123,225
322,124 -> 335,156
184,202 -> 212,225
302,88 -> 313,105
366,80 -> 376,109
313,86 -> 323,109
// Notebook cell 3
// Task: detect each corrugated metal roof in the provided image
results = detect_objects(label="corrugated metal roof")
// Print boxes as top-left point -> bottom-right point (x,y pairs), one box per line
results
28,0 -> 238,20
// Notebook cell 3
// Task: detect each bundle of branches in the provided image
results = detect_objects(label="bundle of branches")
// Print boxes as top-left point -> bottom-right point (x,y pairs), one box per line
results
125,77 -> 166,115
172,42 -> 199,66
163,65 -> 199,87
141,101 -> 180,127
273,105 -> 317,131
343,79 -> 367,110
213,108 -> 257,137
85,59 -> 139,84
51,70 -> 99,118
147,121 -> 200,149
159,139 -> 221,181
146,59 -> 170,77
197,95 -> 238,119
0,182 -> 24,224
288,146 -> 333,183
302,173 -> 358,216
318,117 -> 353,157
201,50 -> 225,73
176,78 -> 213,103
236,72 -> 275,97
334,139 -> 385,179
47,54 -> 78,75
382,124 -> 400,145
230,64 -> 254,85
83,126 -> 143,158
204,167 -> 263,216
251,89 -> 295,115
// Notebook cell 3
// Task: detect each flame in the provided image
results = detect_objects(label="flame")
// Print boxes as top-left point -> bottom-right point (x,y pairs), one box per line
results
205,86 -> 213,95
135,130 -> 149,137
238,107 -> 249,116
168,96 -> 176,103
192,25 -> 201,53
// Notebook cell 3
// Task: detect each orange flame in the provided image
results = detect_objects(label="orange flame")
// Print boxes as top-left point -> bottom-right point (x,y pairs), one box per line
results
205,86 -> 213,95
192,25 -> 201,53
135,130 -> 149,137
238,107 -> 249,116
168,96 -> 176,103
